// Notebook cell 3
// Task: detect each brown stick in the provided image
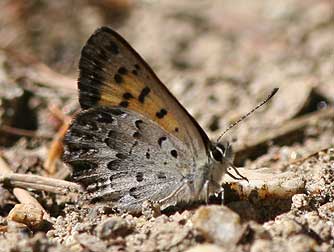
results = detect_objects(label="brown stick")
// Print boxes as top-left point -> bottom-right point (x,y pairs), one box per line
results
0,157 -> 50,218
0,173 -> 82,194
44,119 -> 71,174
0,125 -> 52,139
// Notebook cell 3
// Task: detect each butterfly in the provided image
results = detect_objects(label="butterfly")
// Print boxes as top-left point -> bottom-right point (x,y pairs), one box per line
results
63,26 -> 277,213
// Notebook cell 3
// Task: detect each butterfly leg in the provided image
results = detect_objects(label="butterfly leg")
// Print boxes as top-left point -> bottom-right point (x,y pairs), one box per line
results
202,180 -> 225,204
209,180 -> 225,204
158,181 -> 188,205
203,180 -> 210,204
218,186 -> 225,204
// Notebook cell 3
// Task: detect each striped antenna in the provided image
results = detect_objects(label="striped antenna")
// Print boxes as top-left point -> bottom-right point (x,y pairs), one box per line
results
216,88 -> 279,143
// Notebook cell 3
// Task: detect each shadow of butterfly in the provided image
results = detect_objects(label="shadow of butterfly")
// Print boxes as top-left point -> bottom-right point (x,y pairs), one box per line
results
63,26 -> 276,213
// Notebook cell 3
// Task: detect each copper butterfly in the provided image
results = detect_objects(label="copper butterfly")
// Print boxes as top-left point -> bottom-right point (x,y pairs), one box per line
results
63,26 -> 278,213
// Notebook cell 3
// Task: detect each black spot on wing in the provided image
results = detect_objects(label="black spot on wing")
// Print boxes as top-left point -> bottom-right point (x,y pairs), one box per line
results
114,74 -> 123,84
65,144 -> 98,158
156,109 -> 167,119
132,69 -> 138,75
135,120 -> 143,129
158,136 -> 167,147
107,159 -> 122,170
138,87 -> 151,103
76,117 -> 99,131
104,130 -> 118,148
119,101 -> 129,107
136,172 -> 144,182
157,172 -> 167,179
132,131 -> 141,138
129,187 -> 139,199
170,149 -> 178,158
123,92 -> 134,99
69,160 -> 98,178
96,113 -> 114,124
118,67 -> 128,75
115,153 -> 127,159
107,41 -> 119,54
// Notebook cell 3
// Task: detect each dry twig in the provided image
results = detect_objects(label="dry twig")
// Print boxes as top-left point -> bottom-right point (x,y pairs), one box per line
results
43,118 -> 71,174
0,125 -> 52,139
0,173 -> 82,194
0,156 -> 50,218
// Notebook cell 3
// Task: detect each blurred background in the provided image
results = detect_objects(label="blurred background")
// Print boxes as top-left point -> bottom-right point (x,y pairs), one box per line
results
0,0 -> 333,163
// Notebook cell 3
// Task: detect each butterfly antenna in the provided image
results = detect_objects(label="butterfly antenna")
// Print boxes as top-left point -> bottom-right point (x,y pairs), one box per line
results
217,88 -> 279,143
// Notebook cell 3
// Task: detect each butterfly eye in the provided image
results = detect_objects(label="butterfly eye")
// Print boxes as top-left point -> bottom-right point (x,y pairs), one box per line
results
216,143 -> 226,154
211,147 -> 223,162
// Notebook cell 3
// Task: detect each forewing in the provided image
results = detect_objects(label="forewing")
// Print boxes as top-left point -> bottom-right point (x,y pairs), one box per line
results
63,107 -> 193,213
78,26 -> 209,161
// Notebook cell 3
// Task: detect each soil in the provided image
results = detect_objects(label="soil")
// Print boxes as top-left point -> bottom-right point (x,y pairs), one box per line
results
0,0 -> 333,251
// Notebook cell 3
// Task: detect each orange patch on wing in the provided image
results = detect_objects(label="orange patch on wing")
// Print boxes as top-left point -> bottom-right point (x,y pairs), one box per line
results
98,74 -> 180,135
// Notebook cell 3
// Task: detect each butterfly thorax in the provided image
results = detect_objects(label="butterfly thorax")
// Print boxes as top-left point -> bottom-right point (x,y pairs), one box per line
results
191,141 -> 232,199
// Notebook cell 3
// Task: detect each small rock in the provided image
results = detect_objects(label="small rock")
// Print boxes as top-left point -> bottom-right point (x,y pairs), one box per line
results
184,244 -> 226,252
170,210 -> 191,225
191,205 -> 245,247
7,220 -> 31,237
7,203 -> 44,229
244,221 -> 271,242
291,194 -> 310,210
141,200 -> 161,219
96,216 -> 133,239
287,234 -> 318,252
265,215 -> 303,238
250,239 -> 277,252
75,233 -> 107,252
304,212 -> 333,242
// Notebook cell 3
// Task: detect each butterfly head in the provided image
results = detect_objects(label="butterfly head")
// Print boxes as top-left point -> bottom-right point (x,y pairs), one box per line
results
205,140 -> 234,186
208,87 -> 279,183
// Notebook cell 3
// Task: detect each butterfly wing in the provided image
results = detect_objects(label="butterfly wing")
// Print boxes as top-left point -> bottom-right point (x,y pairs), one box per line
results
78,26 -> 209,163
63,107 -> 194,213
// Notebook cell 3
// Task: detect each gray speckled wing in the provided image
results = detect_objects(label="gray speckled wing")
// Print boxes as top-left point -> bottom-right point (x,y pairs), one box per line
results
77,26 -> 210,166
63,106 -> 194,213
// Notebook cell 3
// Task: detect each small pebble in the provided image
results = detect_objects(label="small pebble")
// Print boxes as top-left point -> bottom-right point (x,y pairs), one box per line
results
96,216 -> 133,239
141,200 -> 161,219
7,220 -> 31,237
7,204 -> 44,229
191,205 -> 245,247
291,194 -> 309,210
75,233 -> 107,252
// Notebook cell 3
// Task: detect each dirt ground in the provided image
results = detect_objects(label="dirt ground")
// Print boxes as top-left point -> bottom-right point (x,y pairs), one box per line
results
0,0 -> 333,251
